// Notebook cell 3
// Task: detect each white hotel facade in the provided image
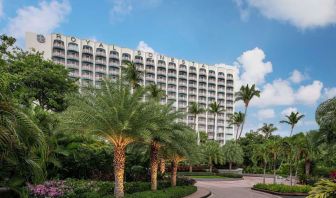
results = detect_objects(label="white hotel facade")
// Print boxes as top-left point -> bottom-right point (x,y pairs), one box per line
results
25,32 -> 235,144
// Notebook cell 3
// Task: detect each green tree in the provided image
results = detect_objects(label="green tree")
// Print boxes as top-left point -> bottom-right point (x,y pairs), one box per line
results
235,84 -> 260,139
188,102 -> 205,145
201,141 -> 224,172
60,80 -> 160,198
228,112 -> 245,141
122,61 -> 142,92
208,102 -> 225,141
222,141 -> 244,170
266,139 -> 282,184
146,83 -> 166,102
315,97 -> 336,144
280,111 -> 304,137
252,143 -> 269,183
257,123 -> 277,139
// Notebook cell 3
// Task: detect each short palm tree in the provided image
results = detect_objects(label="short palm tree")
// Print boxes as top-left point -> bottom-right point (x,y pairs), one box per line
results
188,102 -> 205,145
208,102 -> 225,140
280,111 -> 304,137
122,61 -> 142,92
257,123 -> 277,139
228,112 -> 245,141
146,83 -> 166,102
222,141 -> 244,170
252,143 -> 269,184
201,141 -> 224,172
235,84 -> 260,139
266,139 -> 282,184
60,80 -> 160,198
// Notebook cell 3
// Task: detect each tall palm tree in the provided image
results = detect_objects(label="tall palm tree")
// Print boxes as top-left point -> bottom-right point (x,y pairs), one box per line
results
257,123 -> 278,139
122,61 -> 142,92
280,111 -> 304,137
201,141 -> 224,172
60,80 -> 160,198
228,112 -> 245,141
208,102 -> 225,140
235,84 -> 260,139
188,102 -> 205,145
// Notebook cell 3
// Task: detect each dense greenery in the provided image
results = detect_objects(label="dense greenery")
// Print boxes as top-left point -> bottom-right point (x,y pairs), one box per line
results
253,183 -> 311,193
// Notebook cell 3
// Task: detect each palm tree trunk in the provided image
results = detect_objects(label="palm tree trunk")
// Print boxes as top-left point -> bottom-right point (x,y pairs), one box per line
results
114,144 -> 126,198
239,105 -> 248,139
159,159 -> 165,175
171,159 -> 178,187
273,155 -> 276,184
209,156 -> 212,173
305,160 -> 311,176
213,114 -> 216,140
189,164 -> 193,172
235,125 -> 240,143
290,164 -> 293,186
290,126 -> 294,137
263,162 -> 266,184
229,162 -> 232,170
150,141 -> 159,191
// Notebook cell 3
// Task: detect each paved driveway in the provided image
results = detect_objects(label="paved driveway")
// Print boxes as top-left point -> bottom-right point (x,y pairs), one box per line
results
195,176 -> 281,198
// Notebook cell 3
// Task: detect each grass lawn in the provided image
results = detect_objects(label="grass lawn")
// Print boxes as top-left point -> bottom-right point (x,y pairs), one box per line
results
189,175 -> 227,179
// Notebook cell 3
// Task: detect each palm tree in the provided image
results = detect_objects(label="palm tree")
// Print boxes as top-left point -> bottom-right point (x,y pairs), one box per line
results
280,111 -> 304,137
266,139 -> 282,184
146,83 -> 166,102
235,84 -> 260,139
252,144 -> 269,184
188,102 -> 205,145
299,132 -> 319,177
315,97 -> 336,144
208,102 -> 225,141
257,123 -> 277,139
161,127 -> 197,187
222,141 -> 244,170
228,112 -> 245,141
122,61 -> 142,92
201,141 -> 224,172
60,80 -> 160,198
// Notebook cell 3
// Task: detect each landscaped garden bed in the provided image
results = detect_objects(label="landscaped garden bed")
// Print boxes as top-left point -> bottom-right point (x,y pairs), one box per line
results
252,183 -> 311,196
178,172 -> 243,179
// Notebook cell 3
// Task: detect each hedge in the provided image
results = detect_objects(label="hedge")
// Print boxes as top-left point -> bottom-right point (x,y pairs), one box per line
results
253,183 -> 311,193
125,186 -> 197,198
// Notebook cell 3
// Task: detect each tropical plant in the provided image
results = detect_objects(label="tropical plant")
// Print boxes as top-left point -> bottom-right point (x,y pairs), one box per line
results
235,84 -> 260,139
60,80 -> 161,198
307,179 -> 336,198
300,132 -> 319,177
122,61 -> 142,92
188,102 -> 205,145
222,141 -> 244,170
208,102 -> 225,141
252,144 -> 269,183
146,83 -> 166,102
315,97 -> 336,144
228,112 -> 245,141
257,123 -> 277,139
200,141 -> 224,172
266,139 -> 282,184
280,111 -> 304,137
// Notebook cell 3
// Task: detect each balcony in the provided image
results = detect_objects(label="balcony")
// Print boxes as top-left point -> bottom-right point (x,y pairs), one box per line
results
109,53 -> 119,59
208,78 -> 216,84
199,69 -> 206,75
188,97 -> 196,102
82,58 -> 93,63
146,67 -> 155,73
157,61 -> 166,68
67,63 -> 79,69
179,74 -> 187,79
96,59 -> 106,66
167,94 -> 176,100
122,56 -> 131,62
69,72 -> 80,78
168,64 -> 176,70
68,46 -> 79,52
178,103 -> 187,108
167,87 -> 176,92
179,65 -> 187,72
199,78 -> 207,82
209,72 -> 216,77
189,76 -> 197,81
199,92 -> 206,96
208,94 -> 216,98
109,61 -> 119,67
167,80 -> 176,85
208,86 -> 216,91
189,68 -> 197,74
198,84 -> 207,89
53,43 -> 64,49
227,75 -> 234,80
157,78 -> 166,83
96,51 -> 106,57
82,65 -> 93,71
82,48 -> 93,54
145,75 -> 155,81
218,87 -> 225,93
81,74 -> 93,80
179,81 -> 187,87
168,73 -> 176,77
188,83 -> 196,88
95,75 -> 105,81
95,67 -> 106,73
218,80 -> 225,85
134,59 -> 143,64
52,52 -> 65,58
188,91 -> 197,96
67,54 -> 79,60
109,70 -> 119,75
157,70 -> 166,75
179,89 -> 187,94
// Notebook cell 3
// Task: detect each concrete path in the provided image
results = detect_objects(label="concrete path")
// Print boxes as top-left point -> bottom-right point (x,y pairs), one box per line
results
195,176 -> 281,198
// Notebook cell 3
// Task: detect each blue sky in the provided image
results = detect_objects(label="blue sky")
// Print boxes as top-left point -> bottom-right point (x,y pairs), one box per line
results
1,0 -> 336,136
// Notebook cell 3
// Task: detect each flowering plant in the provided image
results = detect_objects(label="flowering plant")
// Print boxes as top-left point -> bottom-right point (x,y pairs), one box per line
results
27,180 -> 72,197
330,170 -> 336,182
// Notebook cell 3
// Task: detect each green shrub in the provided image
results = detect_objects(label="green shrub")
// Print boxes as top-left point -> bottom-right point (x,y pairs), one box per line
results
253,183 -> 311,193
244,166 -> 264,174
217,173 -> 243,178
178,172 -> 216,176
125,186 -> 197,198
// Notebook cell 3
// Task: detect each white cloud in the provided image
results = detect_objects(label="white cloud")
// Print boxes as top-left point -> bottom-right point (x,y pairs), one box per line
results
295,80 -> 323,105
110,0 -> 161,23
324,87 -> 336,99
234,0 -> 250,21
257,108 -> 275,120
289,69 -> 306,84
281,107 -> 298,116
247,0 -> 336,29
137,41 -> 155,53
5,0 -> 71,42
251,79 -> 295,107
235,47 -> 272,86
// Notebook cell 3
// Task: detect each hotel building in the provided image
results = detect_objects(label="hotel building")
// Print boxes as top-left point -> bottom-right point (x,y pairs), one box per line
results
25,32 -> 235,144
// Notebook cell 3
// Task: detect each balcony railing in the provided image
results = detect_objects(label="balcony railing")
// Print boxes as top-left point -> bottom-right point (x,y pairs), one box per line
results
67,63 -> 79,69
109,53 -> 119,59
82,49 -> 93,54
82,58 -> 93,63
67,54 -> 79,60
134,59 -> 143,64
96,59 -> 106,65
95,67 -> 106,73
81,74 -> 93,80
82,65 -> 93,71
52,52 -> 65,58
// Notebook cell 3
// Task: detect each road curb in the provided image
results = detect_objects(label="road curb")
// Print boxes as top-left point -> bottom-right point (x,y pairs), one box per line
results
184,186 -> 212,198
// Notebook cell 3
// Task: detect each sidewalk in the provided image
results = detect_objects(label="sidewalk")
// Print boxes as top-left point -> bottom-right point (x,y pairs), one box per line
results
184,186 -> 211,198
